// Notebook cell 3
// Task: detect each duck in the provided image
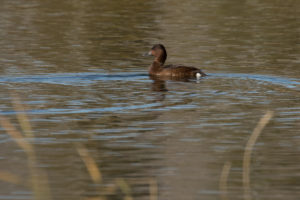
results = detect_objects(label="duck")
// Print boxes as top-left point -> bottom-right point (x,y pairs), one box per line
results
147,44 -> 206,79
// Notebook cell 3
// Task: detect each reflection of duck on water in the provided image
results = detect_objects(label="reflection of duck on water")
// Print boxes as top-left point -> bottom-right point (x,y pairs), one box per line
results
149,75 -> 204,102
150,75 -> 168,92
147,44 -> 207,79
149,75 -> 196,92
150,76 -> 167,101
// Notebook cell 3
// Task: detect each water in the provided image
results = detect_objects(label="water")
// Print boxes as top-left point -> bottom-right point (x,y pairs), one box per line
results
0,0 -> 299,199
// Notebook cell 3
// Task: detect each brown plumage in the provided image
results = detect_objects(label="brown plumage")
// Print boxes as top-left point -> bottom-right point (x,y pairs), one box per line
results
148,44 -> 206,78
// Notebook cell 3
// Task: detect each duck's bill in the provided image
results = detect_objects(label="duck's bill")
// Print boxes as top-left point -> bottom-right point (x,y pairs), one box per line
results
142,51 -> 153,56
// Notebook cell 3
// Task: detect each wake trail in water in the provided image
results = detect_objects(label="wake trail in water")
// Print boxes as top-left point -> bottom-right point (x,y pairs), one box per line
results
210,73 -> 300,89
0,72 -> 149,85
0,72 -> 298,89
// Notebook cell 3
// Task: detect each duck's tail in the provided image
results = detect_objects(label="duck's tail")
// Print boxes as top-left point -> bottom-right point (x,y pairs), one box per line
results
196,70 -> 207,79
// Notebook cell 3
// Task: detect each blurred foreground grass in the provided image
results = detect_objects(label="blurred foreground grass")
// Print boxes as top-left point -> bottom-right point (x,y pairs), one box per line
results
0,95 -> 272,200
0,95 -> 157,200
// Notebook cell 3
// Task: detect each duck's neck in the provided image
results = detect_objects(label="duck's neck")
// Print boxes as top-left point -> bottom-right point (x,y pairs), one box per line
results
149,51 -> 167,75
156,50 -> 167,65
155,55 -> 166,64
149,61 -> 163,75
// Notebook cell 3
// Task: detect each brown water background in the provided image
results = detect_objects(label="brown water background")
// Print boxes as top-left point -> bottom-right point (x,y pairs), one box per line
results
0,0 -> 299,199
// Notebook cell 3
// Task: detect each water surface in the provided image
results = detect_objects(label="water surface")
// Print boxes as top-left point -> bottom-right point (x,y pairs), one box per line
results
0,0 -> 299,199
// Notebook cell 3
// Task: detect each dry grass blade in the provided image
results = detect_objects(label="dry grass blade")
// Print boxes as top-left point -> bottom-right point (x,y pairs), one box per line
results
0,114 -> 51,199
243,111 -> 273,200
117,178 -> 158,200
0,115 -> 32,153
0,171 -> 24,185
11,94 -> 33,138
149,178 -> 158,200
219,161 -> 231,200
76,144 -> 102,184
29,169 -> 52,200
0,94 -> 52,200
116,178 -> 133,200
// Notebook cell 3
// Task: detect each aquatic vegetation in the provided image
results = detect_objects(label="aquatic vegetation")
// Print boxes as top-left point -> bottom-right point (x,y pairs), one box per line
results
0,95 -> 158,200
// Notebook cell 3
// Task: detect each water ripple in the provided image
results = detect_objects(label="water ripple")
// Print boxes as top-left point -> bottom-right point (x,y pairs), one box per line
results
0,72 -> 149,85
211,73 -> 300,89
0,72 -> 298,89
0,102 -> 161,116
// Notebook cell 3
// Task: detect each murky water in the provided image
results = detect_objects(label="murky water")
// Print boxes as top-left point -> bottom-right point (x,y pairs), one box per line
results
0,0 -> 299,199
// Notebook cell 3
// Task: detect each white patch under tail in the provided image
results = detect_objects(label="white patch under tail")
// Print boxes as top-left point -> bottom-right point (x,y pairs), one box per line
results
196,73 -> 202,79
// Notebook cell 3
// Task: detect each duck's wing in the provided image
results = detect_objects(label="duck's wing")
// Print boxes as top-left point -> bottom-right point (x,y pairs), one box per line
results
163,64 -> 206,76
162,64 -> 206,77
163,64 -> 198,70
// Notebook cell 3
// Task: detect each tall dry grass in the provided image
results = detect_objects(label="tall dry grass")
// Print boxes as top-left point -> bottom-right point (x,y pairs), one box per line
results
219,111 -> 273,200
0,94 -> 158,200
1,95 -> 273,200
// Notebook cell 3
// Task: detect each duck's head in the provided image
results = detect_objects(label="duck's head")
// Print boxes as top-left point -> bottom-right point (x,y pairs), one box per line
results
148,44 -> 167,64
